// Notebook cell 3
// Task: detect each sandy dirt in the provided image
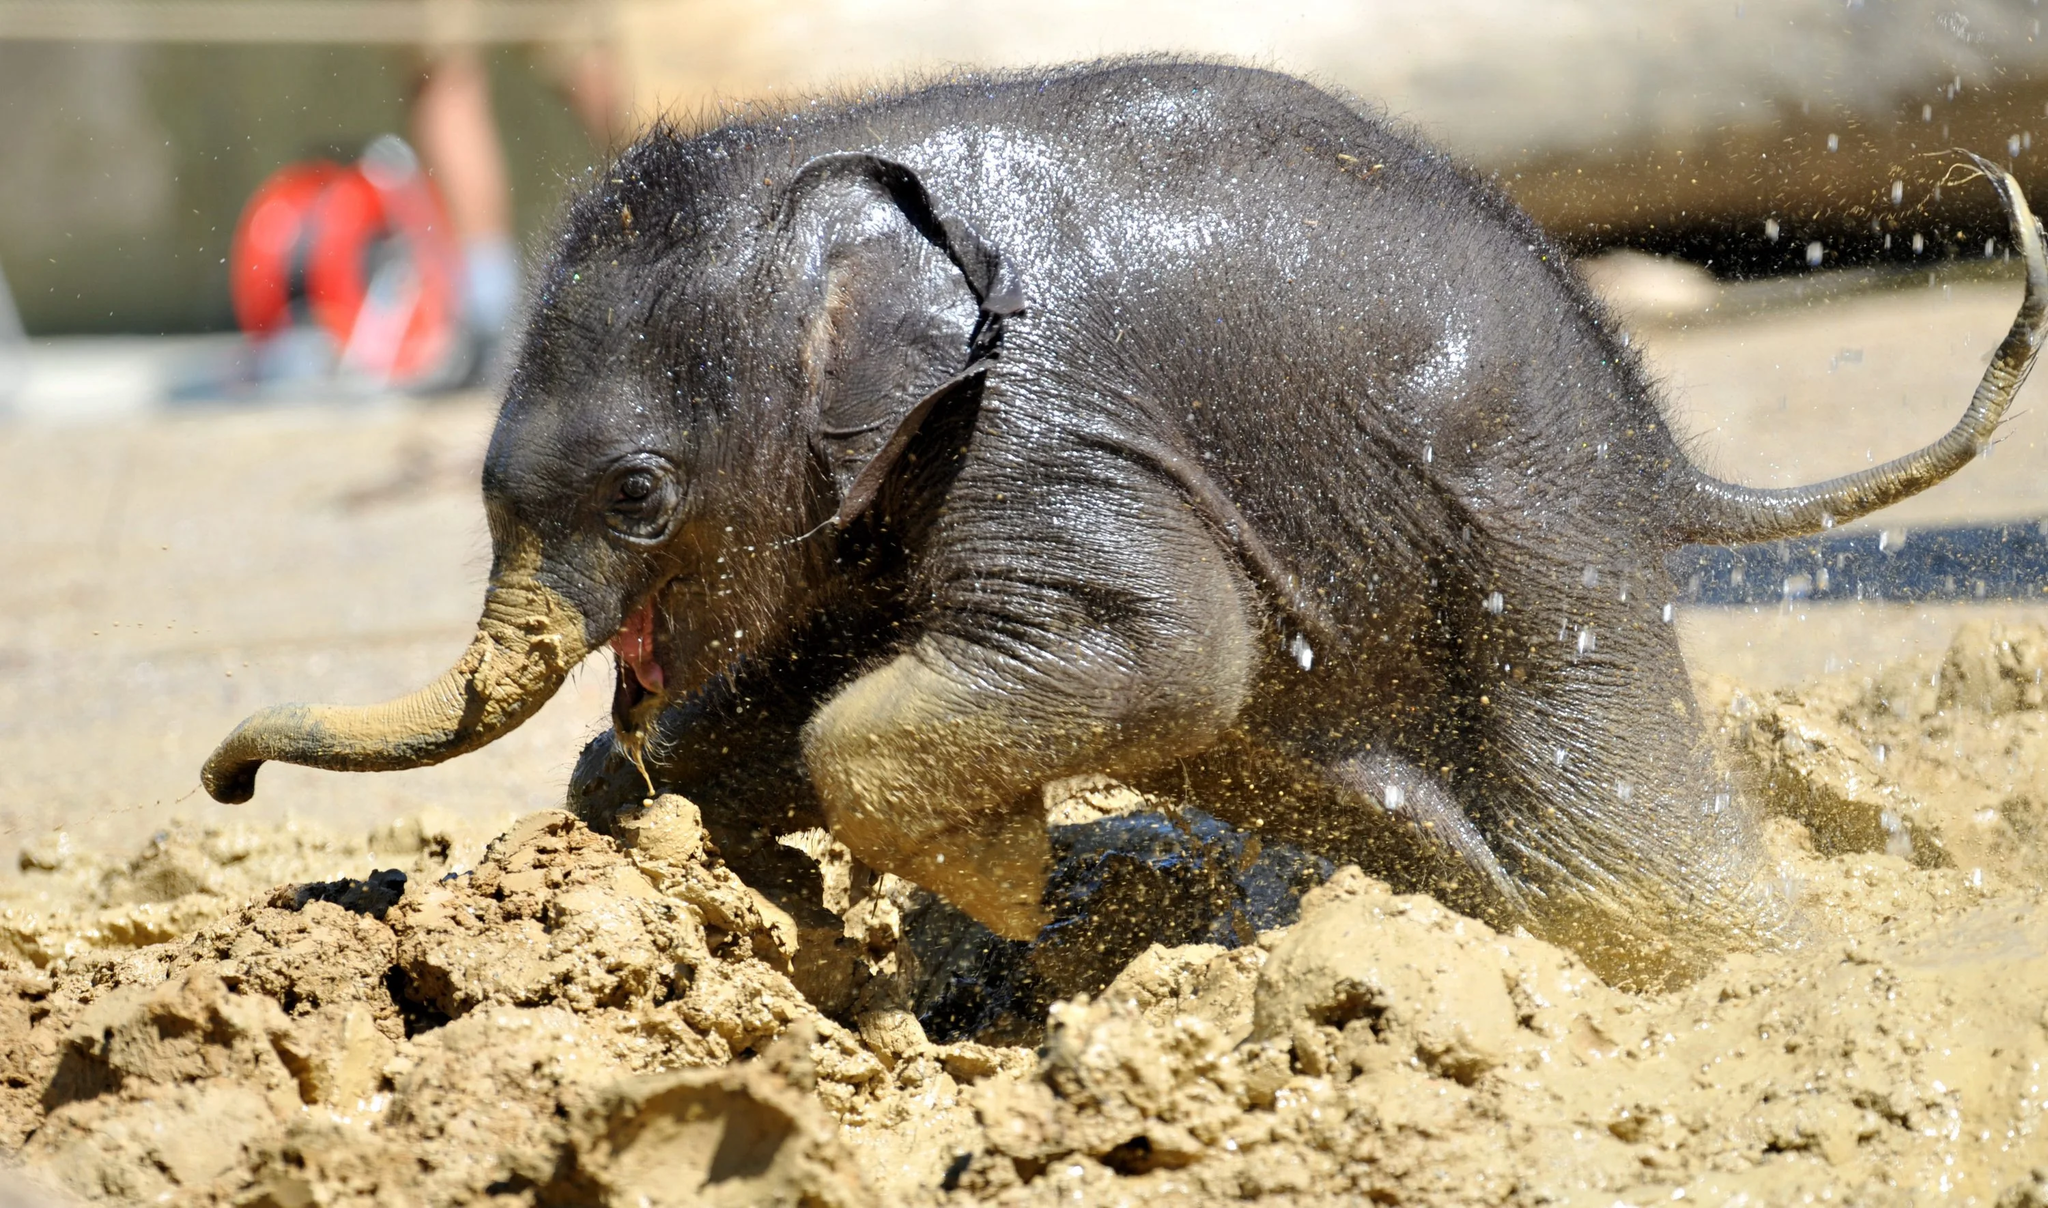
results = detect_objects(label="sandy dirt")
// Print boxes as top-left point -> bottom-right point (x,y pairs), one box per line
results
6,264 -> 2048,1203
4,626 -> 2048,1204
0,397 -> 612,857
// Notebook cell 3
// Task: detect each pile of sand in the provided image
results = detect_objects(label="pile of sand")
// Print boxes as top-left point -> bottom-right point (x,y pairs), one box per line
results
5,623 -> 2048,1205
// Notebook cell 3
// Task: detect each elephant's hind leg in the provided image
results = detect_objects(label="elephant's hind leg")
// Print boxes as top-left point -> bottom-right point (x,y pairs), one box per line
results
1325,749 -> 1528,921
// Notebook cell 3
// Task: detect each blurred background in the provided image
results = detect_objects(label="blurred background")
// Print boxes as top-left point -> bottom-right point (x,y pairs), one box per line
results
12,0 -> 2048,342
7,0 -> 2048,855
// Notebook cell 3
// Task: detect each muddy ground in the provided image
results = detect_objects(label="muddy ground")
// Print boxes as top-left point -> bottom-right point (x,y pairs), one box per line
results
4,627 -> 2048,1205
5,263 -> 2048,1204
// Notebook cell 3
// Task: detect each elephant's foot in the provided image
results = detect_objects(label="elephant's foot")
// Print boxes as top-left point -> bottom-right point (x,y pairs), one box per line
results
567,728 -> 650,833
800,650 -> 1065,940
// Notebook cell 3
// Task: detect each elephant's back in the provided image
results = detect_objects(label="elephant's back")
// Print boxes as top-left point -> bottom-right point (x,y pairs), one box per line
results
719,64 -> 1692,602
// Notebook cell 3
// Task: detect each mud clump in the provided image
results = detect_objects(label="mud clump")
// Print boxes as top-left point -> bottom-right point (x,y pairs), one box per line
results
552,1054 -> 874,1208
953,859 -> 2048,1204
0,812 -> 471,970
0,808 -> 849,1205
9,622 -> 2048,1204
1713,617 -> 2048,882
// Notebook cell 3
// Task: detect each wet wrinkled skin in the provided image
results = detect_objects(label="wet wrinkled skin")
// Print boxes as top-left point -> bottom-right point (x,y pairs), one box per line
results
210,60 -> 2047,988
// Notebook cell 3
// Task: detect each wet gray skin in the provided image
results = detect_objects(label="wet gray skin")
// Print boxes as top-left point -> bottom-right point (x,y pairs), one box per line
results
204,61 -> 2048,988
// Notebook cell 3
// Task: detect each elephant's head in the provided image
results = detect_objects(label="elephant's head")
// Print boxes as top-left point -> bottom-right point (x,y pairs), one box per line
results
202,136 -> 1021,804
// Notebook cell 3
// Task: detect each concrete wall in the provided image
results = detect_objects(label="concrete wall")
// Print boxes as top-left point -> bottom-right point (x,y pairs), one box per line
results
10,0 -> 2048,332
0,42 -> 596,334
613,0 -> 2048,269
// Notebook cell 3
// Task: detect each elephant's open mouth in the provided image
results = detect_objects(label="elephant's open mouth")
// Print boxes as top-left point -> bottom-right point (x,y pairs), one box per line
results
610,599 -> 668,739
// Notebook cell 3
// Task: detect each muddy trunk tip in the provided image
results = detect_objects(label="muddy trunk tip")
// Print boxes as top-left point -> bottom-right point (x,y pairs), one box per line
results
199,559 -> 594,804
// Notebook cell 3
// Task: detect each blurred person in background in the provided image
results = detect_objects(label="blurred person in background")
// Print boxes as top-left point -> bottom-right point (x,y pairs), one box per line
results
0,257 -> 21,410
410,41 -> 622,383
411,48 -> 521,381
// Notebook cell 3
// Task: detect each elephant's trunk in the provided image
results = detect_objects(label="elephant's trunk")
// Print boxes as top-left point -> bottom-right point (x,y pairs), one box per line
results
200,530 -> 592,804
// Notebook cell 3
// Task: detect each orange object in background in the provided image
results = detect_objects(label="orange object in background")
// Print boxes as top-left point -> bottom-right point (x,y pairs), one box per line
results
229,136 -> 464,388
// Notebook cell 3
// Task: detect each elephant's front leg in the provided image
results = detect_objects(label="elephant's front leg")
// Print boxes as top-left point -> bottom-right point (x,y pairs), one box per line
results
801,521 -> 1260,939
568,659 -> 861,1008
568,663 -> 824,841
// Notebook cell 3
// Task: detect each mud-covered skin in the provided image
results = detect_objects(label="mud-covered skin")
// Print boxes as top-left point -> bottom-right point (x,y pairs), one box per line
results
530,61 -> 1800,981
212,59 -> 2046,985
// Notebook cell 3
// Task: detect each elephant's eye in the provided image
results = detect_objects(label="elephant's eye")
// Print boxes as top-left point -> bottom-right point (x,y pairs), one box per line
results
600,458 -> 680,543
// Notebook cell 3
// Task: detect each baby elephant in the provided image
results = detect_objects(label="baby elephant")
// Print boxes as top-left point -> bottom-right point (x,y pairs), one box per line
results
204,61 -> 2048,986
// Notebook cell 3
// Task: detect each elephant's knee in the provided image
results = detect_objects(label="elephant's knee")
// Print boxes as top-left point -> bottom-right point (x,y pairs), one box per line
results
802,654 -> 1051,939
802,653 -> 1002,826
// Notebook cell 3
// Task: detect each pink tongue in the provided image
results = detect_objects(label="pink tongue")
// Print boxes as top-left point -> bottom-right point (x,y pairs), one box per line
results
611,603 -> 666,693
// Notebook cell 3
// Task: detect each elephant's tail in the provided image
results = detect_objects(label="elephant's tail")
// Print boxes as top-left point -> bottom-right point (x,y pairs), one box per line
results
1671,154 -> 2048,548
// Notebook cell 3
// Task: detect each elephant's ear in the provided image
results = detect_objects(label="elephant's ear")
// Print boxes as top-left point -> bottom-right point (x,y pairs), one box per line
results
778,152 -> 1022,529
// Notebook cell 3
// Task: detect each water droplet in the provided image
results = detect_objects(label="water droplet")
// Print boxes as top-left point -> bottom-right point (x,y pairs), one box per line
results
1290,633 -> 1315,671
1576,627 -> 1596,654
1661,602 -> 1676,623
1874,743 -> 1888,764
1764,217 -> 1781,242
1423,442 -> 1434,464
1923,103 -> 1934,122
2012,133 -> 2025,157
1880,809 -> 1913,860
1582,565 -> 1600,588
1382,783 -> 1406,812
1713,792 -> 1731,814
1821,512 -> 1834,529
1615,782 -> 1634,803
1484,591 -> 1505,615
1891,179 -> 1904,205
1912,232 -> 1925,254
1826,133 -> 1840,152
1554,748 -> 1568,768
1806,241 -> 1825,267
